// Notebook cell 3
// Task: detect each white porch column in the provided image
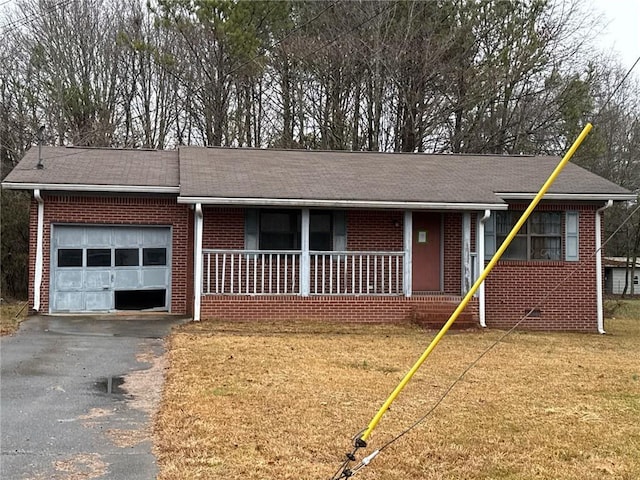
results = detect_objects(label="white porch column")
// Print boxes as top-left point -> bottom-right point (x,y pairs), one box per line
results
194,203 -> 204,321
301,208 -> 310,296
478,210 -> 491,327
461,212 -> 472,295
403,210 -> 412,297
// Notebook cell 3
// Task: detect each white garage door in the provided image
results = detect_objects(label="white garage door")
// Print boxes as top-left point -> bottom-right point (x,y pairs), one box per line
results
51,225 -> 171,313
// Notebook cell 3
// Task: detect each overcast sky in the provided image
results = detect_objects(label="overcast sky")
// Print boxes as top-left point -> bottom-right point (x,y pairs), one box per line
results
589,0 -> 640,70
0,0 -> 638,73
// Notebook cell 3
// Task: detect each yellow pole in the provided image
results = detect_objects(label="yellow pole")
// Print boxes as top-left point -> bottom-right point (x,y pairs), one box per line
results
360,123 -> 593,442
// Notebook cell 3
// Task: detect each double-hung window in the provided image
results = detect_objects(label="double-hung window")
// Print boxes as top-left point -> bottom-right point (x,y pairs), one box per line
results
487,211 -> 574,261
245,209 -> 345,251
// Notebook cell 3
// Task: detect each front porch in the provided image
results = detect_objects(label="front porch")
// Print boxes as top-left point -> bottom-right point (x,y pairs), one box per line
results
193,207 -> 486,327
198,248 -> 479,328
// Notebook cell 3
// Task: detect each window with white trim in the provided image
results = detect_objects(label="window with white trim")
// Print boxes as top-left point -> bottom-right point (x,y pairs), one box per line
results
486,211 -> 569,261
245,209 -> 346,251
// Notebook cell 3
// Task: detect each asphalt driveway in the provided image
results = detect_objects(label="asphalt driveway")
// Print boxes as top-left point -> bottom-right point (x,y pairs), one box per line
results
1,315 -> 186,480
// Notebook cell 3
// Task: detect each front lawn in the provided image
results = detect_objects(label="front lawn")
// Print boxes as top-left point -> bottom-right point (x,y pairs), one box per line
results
155,302 -> 640,479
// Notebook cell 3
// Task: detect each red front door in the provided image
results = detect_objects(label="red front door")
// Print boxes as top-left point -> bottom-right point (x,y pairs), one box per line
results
412,212 -> 441,291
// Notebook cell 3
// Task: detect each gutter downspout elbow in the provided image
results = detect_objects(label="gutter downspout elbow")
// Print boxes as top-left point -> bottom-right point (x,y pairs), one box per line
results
596,200 -> 613,334
33,189 -> 45,313
478,210 -> 491,328
194,203 -> 204,321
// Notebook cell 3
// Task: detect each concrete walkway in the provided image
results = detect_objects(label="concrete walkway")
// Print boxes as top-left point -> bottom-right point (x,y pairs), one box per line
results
1,315 -> 186,479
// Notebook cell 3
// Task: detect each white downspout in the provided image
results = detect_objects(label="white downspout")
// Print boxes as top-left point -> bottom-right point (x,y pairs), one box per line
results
194,203 -> 204,321
478,210 -> 491,328
33,189 -> 44,312
596,200 -> 613,334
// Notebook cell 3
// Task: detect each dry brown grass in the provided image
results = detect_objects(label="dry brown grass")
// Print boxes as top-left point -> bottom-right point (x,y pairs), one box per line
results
0,299 -> 28,335
155,304 -> 640,480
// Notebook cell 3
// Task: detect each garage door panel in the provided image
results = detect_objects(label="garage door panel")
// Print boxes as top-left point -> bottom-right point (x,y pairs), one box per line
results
114,270 -> 140,289
142,228 -> 170,246
55,228 -> 84,247
86,228 -> 112,247
142,269 -> 167,287
55,270 -> 83,290
85,270 -> 111,289
53,292 -> 84,311
85,292 -> 111,311
113,229 -> 141,247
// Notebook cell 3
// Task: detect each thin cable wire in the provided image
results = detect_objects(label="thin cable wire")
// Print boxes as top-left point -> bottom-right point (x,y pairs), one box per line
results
595,55 -> 640,118
338,202 -> 640,480
334,54 -> 640,477
0,0 -> 71,38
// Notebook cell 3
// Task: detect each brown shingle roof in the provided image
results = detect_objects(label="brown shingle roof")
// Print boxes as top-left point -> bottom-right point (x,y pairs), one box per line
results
3,146 -> 179,190
179,147 -> 633,205
4,146 -> 633,206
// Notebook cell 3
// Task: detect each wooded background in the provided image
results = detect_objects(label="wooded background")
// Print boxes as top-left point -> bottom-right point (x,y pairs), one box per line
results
1,0 -> 638,298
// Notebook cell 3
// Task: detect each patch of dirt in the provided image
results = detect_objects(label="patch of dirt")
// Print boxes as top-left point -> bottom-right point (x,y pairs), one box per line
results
78,408 -> 113,420
122,347 -> 167,415
106,428 -> 150,448
53,453 -> 107,479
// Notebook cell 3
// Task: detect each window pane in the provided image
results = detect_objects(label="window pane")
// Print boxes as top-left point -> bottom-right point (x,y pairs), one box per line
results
87,249 -> 111,267
58,249 -> 83,267
261,233 -> 296,250
143,248 -> 167,266
530,212 -> 561,235
499,236 -> 527,260
310,232 -> 332,251
496,211 -> 526,235
262,212 -> 295,233
260,210 -> 300,250
531,237 -> 561,260
310,211 -> 332,250
115,248 -> 139,266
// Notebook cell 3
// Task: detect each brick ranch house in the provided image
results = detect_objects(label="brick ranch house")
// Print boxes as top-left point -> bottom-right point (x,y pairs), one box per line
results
2,146 -> 635,332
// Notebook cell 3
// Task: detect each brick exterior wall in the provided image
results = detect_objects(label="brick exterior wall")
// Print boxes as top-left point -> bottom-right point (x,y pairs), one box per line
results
443,212 -> 463,295
200,295 -> 479,327
27,197 -> 602,331
202,207 -> 244,249
346,210 -> 404,250
484,204 -> 599,331
28,194 -> 191,314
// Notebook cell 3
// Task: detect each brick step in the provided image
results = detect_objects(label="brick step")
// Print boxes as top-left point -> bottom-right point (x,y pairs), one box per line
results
409,303 -> 479,330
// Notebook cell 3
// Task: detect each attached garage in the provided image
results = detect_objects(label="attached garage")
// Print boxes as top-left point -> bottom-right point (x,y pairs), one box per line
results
50,225 -> 172,313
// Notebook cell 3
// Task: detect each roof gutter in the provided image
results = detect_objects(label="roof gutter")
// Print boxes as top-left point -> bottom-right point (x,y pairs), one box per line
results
495,192 -> 636,201
1,182 -> 179,194
596,200 -> 614,334
33,189 -> 45,313
177,196 -> 507,211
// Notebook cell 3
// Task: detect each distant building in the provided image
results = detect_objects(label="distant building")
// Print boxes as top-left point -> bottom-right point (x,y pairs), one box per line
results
604,257 -> 640,295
